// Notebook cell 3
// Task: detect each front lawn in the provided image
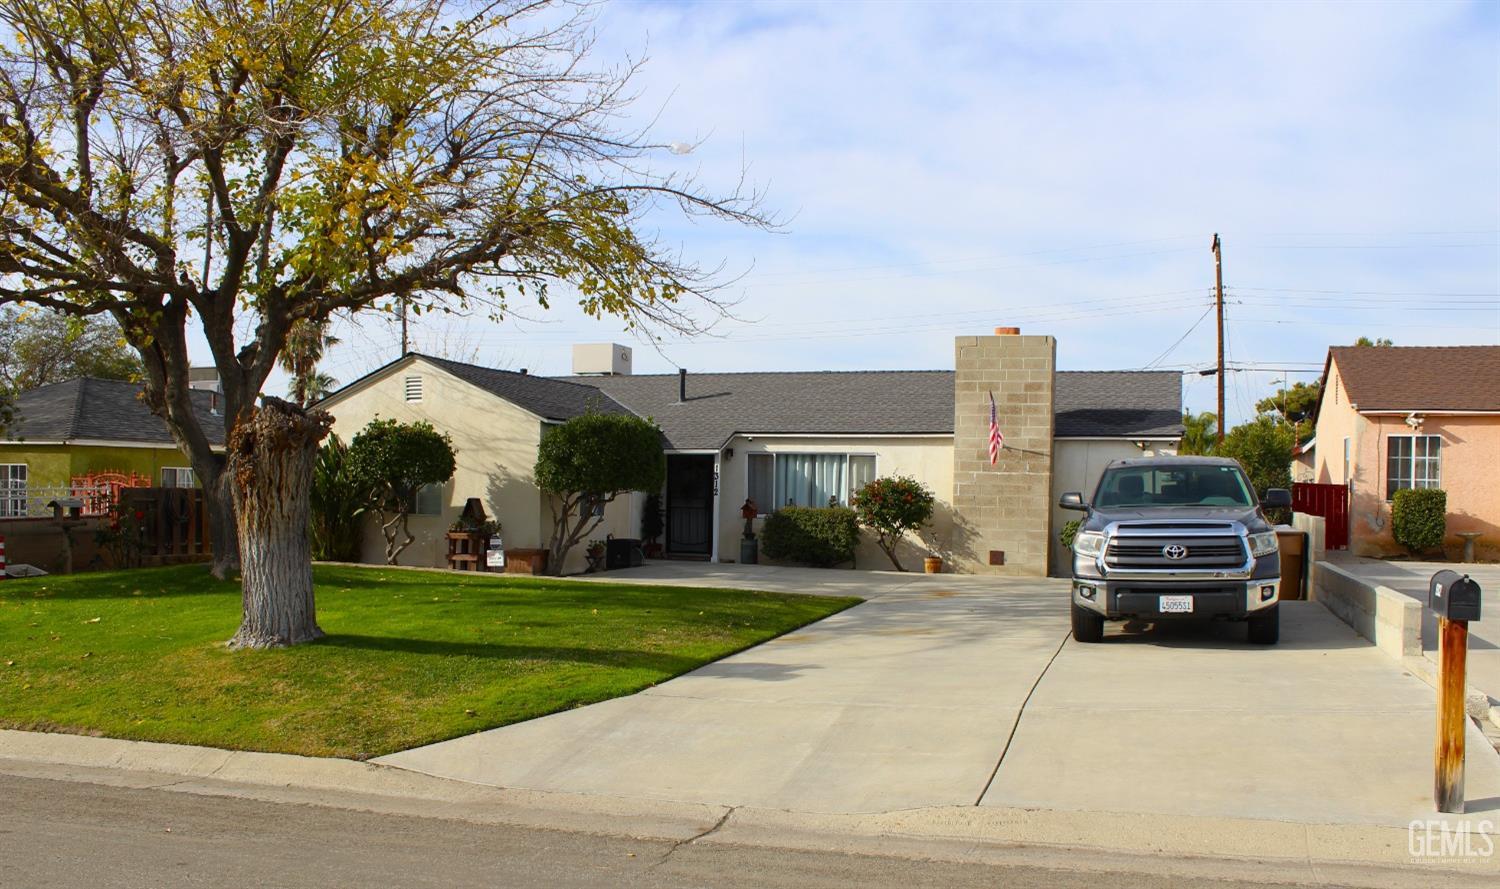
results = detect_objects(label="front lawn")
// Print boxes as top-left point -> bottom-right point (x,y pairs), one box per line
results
0,565 -> 857,759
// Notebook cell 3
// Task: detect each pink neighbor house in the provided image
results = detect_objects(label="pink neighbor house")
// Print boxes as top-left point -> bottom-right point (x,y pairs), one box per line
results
1308,345 -> 1500,559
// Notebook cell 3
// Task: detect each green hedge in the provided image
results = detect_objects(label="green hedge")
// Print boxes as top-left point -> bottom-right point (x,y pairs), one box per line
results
1392,488 -> 1446,554
760,506 -> 860,567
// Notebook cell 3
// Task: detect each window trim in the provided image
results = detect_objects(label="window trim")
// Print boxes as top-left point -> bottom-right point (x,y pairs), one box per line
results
1384,434 -> 1441,501
744,451 -> 879,516
161,466 -> 197,488
0,463 -> 27,518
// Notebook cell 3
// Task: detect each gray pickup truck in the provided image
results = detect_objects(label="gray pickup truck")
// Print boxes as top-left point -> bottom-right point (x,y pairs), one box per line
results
1059,456 -> 1291,645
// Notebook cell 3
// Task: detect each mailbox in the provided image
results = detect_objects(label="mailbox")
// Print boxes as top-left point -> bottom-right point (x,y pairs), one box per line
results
1428,569 -> 1482,622
47,497 -> 84,520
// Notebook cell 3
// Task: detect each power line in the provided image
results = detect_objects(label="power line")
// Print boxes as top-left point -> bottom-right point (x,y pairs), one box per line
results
1143,305 -> 1216,370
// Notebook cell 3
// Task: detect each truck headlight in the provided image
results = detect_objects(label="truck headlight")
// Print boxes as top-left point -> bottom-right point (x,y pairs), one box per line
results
1074,531 -> 1106,558
1249,531 -> 1278,557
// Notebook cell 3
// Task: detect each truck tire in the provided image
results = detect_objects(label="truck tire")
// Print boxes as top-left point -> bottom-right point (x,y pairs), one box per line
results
1071,602 -> 1104,643
1247,606 -> 1279,645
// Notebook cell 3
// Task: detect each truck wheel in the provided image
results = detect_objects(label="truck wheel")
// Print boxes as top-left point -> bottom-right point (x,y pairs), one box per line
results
1247,607 -> 1279,645
1071,603 -> 1104,643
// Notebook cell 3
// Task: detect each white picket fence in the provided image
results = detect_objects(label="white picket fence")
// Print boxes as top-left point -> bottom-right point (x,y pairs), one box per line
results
0,483 -> 118,519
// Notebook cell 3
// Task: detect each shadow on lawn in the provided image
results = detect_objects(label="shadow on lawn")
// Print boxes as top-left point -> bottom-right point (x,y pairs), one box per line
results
318,633 -> 705,673
0,569 -> 234,600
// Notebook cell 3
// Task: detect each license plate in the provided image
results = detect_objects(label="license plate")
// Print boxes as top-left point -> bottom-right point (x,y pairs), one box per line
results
1159,595 -> 1194,614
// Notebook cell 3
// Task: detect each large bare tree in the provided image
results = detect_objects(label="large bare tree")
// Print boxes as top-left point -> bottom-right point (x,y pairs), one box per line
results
0,0 -> 768,646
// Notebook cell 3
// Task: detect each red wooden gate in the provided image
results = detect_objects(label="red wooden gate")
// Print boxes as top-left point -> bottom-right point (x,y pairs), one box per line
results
1292,482 -> 1349,550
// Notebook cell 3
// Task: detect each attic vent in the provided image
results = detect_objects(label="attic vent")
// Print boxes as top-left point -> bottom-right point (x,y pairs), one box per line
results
404,375 -> 423,402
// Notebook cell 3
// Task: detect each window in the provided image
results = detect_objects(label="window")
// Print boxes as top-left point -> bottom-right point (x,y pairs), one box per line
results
412,482 -> 443,516
747,454 -> 773,514
1342,437 -> 1351,485
1386,435 -> 1440,500
747,453 -> 877,513
0,464 -> 26,518
161,467 -> 197,488
1094,464 -> 1253,508
404,375 -> 423,402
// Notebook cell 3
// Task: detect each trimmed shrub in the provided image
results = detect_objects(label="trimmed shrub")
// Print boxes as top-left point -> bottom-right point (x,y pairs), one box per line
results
760,506 -> 859,568
1392,488 -> 1446,555
851,476 -> 936,571
1060,518 -> 1082,550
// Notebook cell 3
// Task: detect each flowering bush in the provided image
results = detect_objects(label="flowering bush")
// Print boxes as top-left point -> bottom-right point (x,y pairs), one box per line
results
851,476 -> 936,571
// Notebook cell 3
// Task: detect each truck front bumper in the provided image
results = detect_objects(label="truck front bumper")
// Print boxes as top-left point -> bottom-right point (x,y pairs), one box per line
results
1071,576 -> 1280,620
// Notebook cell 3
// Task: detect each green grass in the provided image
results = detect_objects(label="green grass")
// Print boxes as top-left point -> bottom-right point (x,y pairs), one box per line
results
0,565 -> 858,759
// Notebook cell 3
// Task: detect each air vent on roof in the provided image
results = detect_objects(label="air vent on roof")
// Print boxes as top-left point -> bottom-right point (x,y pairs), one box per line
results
404,375 -> 423,402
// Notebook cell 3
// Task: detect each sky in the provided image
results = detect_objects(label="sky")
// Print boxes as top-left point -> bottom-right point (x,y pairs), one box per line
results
297,0 -> 1500,427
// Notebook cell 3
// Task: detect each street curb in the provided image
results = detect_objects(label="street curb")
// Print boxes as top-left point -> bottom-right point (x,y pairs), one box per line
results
2,729 -> 1496,887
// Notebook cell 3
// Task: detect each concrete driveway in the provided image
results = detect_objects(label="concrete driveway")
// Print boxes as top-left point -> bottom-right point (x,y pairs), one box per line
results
377,564 -> 1500,827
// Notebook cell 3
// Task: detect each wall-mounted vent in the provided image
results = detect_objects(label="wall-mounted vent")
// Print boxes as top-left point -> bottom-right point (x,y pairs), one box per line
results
404,375 -> 423,402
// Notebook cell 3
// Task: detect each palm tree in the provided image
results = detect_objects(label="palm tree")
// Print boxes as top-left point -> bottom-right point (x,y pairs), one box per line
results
1179,411 -> 1218,456
281,320 -> 339,407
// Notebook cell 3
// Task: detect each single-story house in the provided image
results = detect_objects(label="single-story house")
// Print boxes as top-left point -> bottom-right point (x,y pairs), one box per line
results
1308,344 -> 1500,559
0,377 -> 224,517
319,331 -> 1182,576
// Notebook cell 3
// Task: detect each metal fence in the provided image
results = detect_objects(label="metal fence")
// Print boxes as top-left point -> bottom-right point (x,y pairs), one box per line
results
0,483 -> 122,519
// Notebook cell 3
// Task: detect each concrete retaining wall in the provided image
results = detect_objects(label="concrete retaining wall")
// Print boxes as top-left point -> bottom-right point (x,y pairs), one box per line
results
1311,561 -> 1420,661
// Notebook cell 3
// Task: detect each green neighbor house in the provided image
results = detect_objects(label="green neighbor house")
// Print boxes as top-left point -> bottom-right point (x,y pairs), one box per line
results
1,376 -> 225,517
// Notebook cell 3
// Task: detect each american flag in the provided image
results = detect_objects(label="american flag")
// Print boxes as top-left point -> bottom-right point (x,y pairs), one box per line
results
988,391 -> 1005,465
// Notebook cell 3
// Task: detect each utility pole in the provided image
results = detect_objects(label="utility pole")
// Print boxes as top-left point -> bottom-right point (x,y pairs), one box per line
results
1212,233 -> 1225,444
399,299 -> 409,356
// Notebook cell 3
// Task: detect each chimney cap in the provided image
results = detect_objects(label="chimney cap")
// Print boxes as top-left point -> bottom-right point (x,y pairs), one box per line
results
994,327 -> 1020,335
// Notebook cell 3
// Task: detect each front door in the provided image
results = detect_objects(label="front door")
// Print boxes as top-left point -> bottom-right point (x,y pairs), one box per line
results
666,455 -> 715,557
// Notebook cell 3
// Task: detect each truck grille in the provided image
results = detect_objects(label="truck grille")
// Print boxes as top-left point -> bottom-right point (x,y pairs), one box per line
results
1105,534 -> 1246,569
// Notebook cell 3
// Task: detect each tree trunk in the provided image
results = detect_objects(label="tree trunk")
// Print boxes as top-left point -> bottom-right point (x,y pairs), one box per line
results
227,398 -> 332,649
204,465 -> 241,579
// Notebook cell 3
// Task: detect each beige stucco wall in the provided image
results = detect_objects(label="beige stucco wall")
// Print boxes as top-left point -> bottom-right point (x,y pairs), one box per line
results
714,435 -> 956,571
1047,438 -> 1178,576
320,356 -> 636,574
1313,357 -> 1500,558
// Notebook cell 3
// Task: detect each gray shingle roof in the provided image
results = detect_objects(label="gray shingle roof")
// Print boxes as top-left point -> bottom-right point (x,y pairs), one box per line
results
568,369 -> 1182,449
5,377 -> 226,446
576,370 -> 956,449
420,355 -> 630,422
1053,371 -> 1184,438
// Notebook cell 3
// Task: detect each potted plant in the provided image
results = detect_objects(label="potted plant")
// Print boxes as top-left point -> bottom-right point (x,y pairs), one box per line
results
919,528 -> 946,574
586,539 -> 606,560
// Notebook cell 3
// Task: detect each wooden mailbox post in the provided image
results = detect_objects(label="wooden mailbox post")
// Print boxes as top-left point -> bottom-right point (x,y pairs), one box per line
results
1428,570 -> 1482,814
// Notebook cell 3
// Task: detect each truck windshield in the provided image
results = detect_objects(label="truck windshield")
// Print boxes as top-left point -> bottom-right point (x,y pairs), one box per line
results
1093,465 -> 1254,508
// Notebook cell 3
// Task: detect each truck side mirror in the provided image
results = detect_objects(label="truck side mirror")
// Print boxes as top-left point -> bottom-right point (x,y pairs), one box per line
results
1058,492 -> 1087,511
1262,488 -> 1292,509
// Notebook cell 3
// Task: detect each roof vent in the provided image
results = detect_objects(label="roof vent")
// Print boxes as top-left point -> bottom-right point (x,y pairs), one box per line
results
404,375 -> 423,402
572,343 -> 632,376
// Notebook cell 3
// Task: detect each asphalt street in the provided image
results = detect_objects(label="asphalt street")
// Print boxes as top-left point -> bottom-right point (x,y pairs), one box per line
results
0,773 -> 1358,889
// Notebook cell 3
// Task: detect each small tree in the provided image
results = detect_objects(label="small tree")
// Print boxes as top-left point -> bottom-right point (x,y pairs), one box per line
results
1392,489 -> 1447,556
851,476 -> 935,571
348,420 -> 456,565
1217,416 -> 1295,521
535,413 -> 665,575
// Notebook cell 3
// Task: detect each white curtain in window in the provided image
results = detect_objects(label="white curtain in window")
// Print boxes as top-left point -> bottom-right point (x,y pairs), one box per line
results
776,454 -> 845,507
848,455 -> 876,497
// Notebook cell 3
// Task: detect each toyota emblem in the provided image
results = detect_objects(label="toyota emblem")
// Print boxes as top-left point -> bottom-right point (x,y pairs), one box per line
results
1162,544 -> 1189,560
